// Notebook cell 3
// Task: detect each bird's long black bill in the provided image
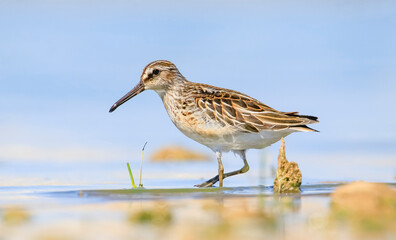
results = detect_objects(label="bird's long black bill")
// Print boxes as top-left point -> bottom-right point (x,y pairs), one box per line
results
109,81 -> 144,112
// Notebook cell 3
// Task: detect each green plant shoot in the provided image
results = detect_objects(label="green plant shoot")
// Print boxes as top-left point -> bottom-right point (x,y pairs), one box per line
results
127,162 -> 137,189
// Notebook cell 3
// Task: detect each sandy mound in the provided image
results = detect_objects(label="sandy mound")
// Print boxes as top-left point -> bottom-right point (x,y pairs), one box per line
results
150,146 -> 210,162
331,181 -> 396,233
331,181 -> 396,217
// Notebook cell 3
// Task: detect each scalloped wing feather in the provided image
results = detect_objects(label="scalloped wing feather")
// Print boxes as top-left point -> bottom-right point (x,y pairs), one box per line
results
193,84 -> 318,133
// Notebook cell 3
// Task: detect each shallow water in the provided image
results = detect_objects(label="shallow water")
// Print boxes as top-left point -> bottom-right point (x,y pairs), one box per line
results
0,153 -> 394,208
0,154 -> 395,240
50,184 -> 341,202
1,181 -> 395,240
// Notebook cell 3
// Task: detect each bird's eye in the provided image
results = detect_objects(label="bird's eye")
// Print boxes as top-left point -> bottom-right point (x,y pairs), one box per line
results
153,69 -> 160,75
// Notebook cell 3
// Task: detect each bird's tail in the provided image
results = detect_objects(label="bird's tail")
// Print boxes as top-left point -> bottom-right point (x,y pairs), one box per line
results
290,125 -> 319,132
284,113 -> 319,132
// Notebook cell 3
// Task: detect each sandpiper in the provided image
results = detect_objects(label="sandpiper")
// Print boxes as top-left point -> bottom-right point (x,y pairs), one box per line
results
109,60 -> 318,187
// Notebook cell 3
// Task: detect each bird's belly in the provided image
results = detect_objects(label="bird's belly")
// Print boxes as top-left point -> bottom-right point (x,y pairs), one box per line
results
169,110 -> 294,152
179,124 -> 293,152
221,130 -> 294,151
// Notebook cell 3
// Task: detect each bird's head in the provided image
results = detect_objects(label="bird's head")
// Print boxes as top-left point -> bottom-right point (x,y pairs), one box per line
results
109,60 -> 182,112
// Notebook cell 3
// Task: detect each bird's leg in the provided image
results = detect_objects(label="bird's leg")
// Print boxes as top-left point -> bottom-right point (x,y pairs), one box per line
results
194,151 -> 223,188
217,152 -> 224,187
224,150 -> 249,178
194,151 -> 249,188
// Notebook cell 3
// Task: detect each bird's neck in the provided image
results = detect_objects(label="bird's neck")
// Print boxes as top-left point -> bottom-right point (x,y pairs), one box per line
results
155,76 -> 190,101
155,89 -> 167,100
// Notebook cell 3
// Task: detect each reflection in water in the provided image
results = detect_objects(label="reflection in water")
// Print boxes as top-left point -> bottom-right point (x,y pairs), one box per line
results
1,181 -> 395,239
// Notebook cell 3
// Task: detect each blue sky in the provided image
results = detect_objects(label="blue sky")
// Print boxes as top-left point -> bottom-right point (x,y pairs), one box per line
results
0,1 -> 395,162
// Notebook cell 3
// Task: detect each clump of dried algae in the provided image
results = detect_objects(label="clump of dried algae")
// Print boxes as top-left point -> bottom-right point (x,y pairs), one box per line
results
331,181 -> 396,232
273,138 -> 302,193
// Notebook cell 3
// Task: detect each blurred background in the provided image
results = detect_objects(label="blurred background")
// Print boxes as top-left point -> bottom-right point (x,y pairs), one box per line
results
0,0 -> 395,187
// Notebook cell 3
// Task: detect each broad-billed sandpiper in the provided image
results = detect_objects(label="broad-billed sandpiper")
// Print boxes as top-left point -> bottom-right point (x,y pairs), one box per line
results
110,60 -> 318,187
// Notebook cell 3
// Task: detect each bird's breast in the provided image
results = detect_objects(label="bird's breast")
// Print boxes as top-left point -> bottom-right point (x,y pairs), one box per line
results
161,93 -> 235,147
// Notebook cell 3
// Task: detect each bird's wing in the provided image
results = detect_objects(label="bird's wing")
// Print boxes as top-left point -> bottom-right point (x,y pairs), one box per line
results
193,84 -> 318,133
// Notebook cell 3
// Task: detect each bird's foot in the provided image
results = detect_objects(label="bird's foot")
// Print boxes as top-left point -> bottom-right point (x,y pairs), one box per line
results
194,181 -> 214,188
194,176 -> 219,188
